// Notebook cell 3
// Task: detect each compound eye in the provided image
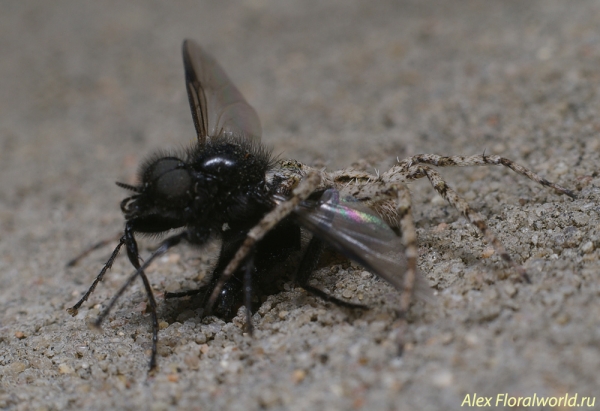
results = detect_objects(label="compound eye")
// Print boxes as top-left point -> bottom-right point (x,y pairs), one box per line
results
146,158 -> 181,181
145,157 -> 191,200
155,168 -> 192,199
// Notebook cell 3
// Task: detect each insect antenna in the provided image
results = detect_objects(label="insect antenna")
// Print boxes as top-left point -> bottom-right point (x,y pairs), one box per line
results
116,181 -> 142,192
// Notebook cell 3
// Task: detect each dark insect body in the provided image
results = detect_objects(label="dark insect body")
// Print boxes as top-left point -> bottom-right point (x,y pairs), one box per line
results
68,39 -> 576,371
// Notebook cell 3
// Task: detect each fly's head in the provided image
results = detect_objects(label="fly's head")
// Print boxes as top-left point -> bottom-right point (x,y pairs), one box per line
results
115,153 -> 203,240
116,140 -> 272,243
119,156 -> 192,220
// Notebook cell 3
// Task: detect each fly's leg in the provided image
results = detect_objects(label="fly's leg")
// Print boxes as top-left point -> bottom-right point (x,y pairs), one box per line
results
205,170 -> 322,315
294,236 -> 367,309
164,289 -> 204,299
243,254 -> 255,334
66,233 -> 123,268
67,236 -> 126,316
74,230 -> 187,371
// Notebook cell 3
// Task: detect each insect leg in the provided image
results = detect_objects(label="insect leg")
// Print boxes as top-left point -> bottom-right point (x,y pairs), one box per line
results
67,236 -> 126,316
66,232 -> 123,267
295,236 -> 366,309
396,154 -> 576,199
294,235 -> 324,284
164,288 -> 203,299
95,230 -> 188,370
386,184 -> 419,354
405,164 -> 529,281
243,254 -> 255,335
391,185 -> 419,315
205,170 -> 322,315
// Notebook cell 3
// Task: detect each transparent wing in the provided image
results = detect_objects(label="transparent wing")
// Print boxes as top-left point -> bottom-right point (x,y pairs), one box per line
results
294,189 -> 432,302
182,39 -> 262,143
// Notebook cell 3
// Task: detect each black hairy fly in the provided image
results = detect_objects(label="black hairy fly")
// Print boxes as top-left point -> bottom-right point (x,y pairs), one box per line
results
68,39 -> 426,370
69,39 -> 575,371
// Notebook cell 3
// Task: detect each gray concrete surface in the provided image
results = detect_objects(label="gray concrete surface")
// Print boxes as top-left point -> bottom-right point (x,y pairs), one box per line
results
1,1 -> 599,410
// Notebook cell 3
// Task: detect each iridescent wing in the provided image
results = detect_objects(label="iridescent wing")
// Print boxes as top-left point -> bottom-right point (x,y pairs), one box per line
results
182,39 -> 262,143
294,189 -> 432,301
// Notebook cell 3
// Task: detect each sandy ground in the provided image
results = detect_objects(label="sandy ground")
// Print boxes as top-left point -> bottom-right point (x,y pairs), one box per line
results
1,1 -> 599,410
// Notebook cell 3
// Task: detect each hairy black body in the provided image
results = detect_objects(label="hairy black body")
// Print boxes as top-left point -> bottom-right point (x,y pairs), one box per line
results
119,136 -> 300,319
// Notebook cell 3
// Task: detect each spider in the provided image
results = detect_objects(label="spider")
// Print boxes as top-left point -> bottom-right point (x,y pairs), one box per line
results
68,39 -> 576,371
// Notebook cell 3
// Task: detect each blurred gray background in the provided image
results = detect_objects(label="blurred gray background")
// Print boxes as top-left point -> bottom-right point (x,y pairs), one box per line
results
1,1 -> 599,410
